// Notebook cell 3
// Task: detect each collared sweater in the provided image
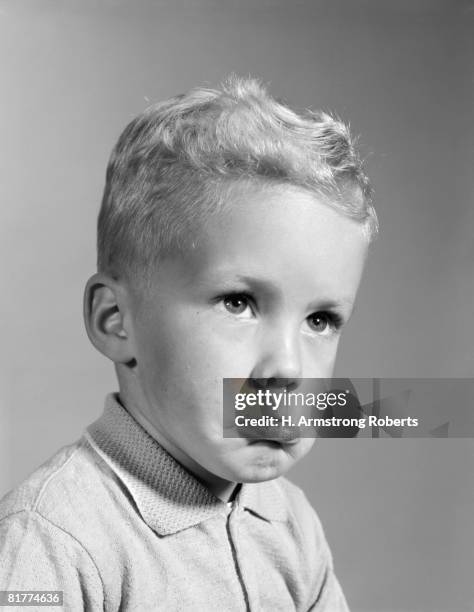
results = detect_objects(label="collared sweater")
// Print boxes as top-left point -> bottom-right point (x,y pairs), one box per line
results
0,394 -> 349,611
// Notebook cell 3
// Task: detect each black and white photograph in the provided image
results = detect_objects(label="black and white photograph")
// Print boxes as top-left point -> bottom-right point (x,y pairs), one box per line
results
1,1 -> 473,611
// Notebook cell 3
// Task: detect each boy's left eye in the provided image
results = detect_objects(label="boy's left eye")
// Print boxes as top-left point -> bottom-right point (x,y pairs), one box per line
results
307,312 -> 336,335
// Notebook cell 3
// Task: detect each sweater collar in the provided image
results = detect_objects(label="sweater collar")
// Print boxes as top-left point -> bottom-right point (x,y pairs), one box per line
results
85,394 -> 288,535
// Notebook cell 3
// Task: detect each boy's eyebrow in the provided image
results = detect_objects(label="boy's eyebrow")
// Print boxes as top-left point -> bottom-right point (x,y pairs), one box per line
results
202,273 -> 283,299
307,298 -> 355,312
212,273 -> 355,312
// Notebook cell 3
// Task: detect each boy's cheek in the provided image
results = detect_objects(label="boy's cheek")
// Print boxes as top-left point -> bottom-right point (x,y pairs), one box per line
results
187,331 -> 258,378
300,340 -> 341,378
293,438 -> 316,464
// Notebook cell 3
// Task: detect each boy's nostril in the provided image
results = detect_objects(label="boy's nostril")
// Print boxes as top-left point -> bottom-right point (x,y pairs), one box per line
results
248,377 -> 300,391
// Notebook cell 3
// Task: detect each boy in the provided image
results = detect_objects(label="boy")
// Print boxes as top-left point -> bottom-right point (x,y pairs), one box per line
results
0,77 -> 377,610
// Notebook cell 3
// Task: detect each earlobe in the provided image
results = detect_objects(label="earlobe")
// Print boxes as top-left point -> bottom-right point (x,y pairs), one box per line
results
83,273 -> 135,364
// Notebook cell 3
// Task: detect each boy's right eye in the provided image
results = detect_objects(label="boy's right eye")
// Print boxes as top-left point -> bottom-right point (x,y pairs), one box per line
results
221,294 -> 253,317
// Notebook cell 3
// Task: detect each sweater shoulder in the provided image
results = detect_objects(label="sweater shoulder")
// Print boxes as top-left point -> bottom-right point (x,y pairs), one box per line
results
0,437 -> 108,523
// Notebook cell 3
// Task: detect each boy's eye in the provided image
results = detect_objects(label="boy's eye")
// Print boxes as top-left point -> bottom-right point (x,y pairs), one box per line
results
307,312 -> 334,335
222,294 -> 253,317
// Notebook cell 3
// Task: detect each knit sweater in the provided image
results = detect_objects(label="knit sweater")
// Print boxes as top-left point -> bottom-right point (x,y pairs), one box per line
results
0,394 -> 349,611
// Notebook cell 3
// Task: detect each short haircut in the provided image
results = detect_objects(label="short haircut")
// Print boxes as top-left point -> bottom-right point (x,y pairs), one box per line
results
97,75 -> 378,283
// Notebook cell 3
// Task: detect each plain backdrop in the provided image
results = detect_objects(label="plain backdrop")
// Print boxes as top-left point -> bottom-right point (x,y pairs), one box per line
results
1,1 -> 473,611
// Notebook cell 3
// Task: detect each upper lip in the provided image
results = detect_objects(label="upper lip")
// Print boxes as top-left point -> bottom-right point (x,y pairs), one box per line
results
249,430 -> 301,444
245,378 -> 301,392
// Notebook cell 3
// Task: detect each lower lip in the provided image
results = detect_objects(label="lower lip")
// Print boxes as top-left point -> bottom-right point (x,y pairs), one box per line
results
247,427 -> 301,444
250,439 -> 300,448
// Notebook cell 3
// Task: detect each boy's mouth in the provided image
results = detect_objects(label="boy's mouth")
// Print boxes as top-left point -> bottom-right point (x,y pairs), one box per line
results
245,425 -> 301,444
250,438 -> 300,446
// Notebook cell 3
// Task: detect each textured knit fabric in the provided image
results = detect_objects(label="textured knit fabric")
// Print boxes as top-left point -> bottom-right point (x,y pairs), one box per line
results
0,394 -> 349,612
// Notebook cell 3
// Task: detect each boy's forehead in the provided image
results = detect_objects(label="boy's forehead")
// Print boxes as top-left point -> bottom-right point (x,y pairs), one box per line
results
137,183 -> 368,307
195,184 -> 367,265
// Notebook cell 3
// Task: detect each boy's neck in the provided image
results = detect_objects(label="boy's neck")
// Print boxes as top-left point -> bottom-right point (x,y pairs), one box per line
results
116,389 -> 241,503
212,481 -> 242,504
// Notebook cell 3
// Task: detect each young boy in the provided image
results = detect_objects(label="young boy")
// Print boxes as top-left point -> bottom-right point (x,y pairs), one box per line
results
0,77 -> 377,611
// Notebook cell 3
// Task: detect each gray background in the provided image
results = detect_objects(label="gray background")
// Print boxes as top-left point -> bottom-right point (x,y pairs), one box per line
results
1,1 -> 473,610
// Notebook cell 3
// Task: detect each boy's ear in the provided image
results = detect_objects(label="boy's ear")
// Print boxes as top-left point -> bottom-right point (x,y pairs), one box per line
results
83,273 -> 135,364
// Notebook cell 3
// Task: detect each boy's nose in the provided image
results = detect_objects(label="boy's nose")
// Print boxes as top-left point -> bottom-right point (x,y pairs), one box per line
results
250,325 -> 303,385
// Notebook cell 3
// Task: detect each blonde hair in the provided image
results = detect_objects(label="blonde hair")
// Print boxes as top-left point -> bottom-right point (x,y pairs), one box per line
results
98,75 -> 377,282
